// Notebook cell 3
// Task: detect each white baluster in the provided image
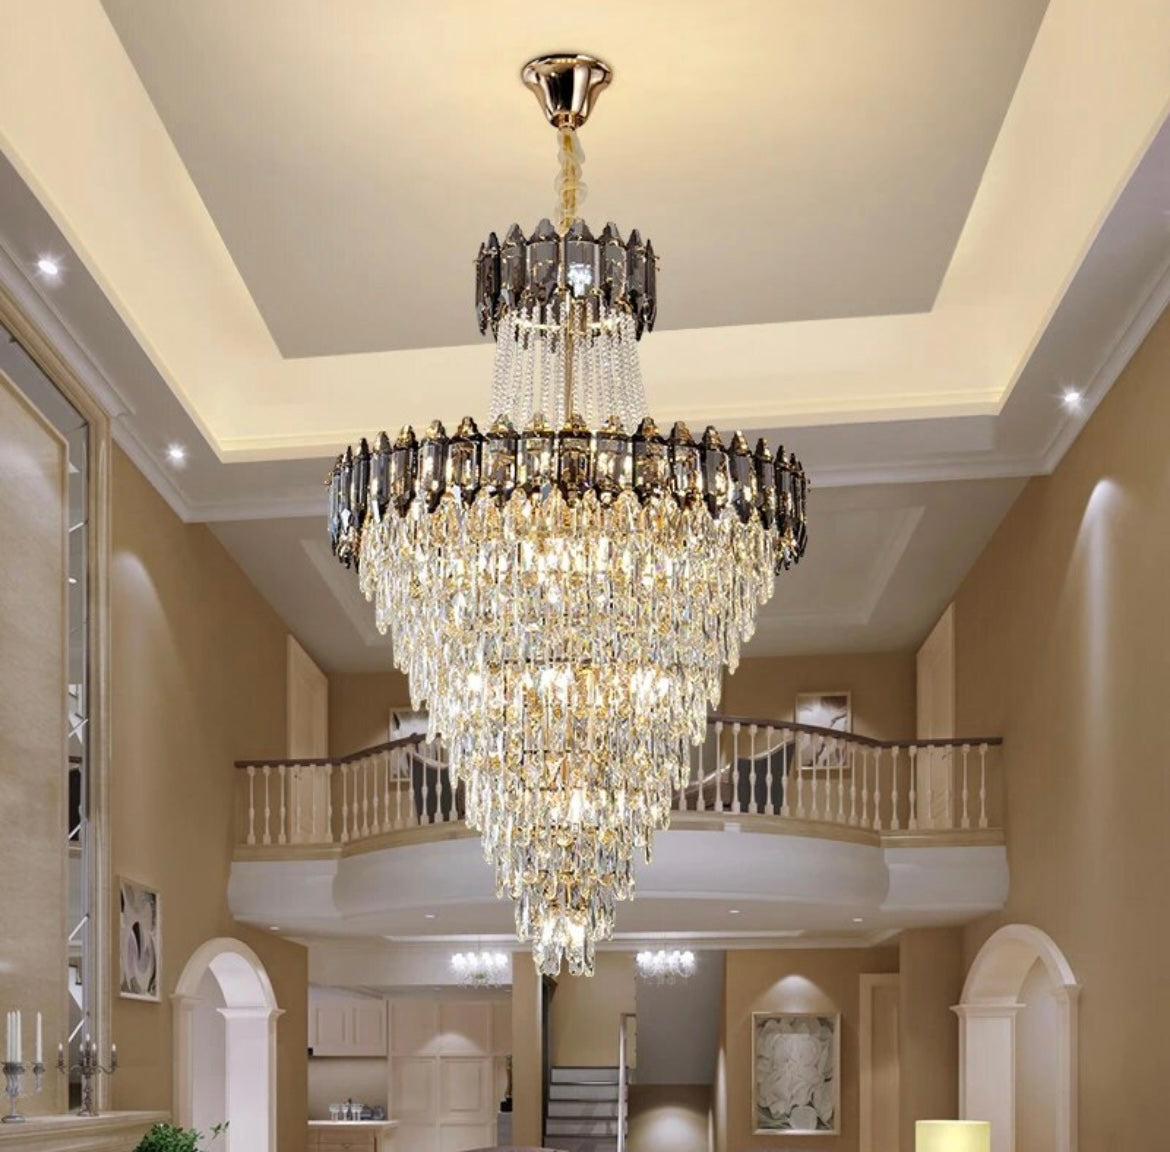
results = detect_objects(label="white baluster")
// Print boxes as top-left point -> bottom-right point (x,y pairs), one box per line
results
382,753 -> 392,832
326,765 -> 334,842
889,748 -> 900,831
908,746 -> 918,830
872,749 -> 882,831
796,735 -> 806,819
860,748 -> 869,827
943,746 -> 953,830
836,739 -> 846,823
748,725 -> 758,814
732,723 -> 742,814
262,765 -> 272,845
780,729 -> 792,817
677,747 -> 689,814
246,765 -> 256,846
960,745 -> 971,830
978,744 -> 988,829
810,735 -> 819,820
848,746 -> 857,825
309,768 -> 317,842
294,766 -> 302,842
922,745 -> 932,830
696,729 -> 706,813
278,765 -> 287,845
422,759 -> 431,824
395,749 -> 404,828
714,722 -> 724,813
764,726 -> 776,816
340,764 -> 350,844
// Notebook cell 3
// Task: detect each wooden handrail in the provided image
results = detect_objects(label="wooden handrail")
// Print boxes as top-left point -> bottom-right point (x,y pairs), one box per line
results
233,732 -> 425,770
233,717 -> 1000,771
706,713 -> 1003,751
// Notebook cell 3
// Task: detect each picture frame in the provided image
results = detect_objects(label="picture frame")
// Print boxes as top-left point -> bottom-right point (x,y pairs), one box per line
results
795,691 -> 852,771
118,877 -> 161,1002
752,1011 -> 841,1135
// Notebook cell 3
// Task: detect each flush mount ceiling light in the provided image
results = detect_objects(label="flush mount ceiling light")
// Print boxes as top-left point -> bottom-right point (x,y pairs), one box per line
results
328,54 -> 808,978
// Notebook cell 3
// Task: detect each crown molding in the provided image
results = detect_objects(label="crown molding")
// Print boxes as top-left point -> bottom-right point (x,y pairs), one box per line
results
1039,250 -> 1170,475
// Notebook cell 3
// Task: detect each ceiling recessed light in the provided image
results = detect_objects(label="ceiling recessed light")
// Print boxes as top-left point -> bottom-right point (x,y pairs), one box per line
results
728,908 -> 741,916
852,917 -> 865,924
36,256 -> 61,279
269,925 -> 281,931
165,443 -> 188,465
1061,388 -> 1084,411
424,913 -> 437,920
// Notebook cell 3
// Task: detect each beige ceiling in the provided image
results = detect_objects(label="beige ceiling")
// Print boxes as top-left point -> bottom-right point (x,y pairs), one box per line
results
100,0 -> 1047,357
3,1 -> 1167,461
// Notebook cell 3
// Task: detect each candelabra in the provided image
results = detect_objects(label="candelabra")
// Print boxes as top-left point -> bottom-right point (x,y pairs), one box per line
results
1,1058 -> 44,1124
58,1037 -> 117,1117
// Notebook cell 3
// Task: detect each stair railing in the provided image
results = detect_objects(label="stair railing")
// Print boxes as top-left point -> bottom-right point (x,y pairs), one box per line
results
617,1011 -> 635,1152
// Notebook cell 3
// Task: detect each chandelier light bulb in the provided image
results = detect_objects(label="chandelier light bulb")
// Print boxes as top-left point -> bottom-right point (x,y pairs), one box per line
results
328,55 -> 808,978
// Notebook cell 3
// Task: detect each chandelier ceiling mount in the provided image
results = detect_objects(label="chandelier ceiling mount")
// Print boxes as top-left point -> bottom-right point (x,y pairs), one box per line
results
521,53 -> 613,129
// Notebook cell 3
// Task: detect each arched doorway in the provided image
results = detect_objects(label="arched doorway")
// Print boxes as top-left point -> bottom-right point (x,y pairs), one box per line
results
955,924 -> 1079,1152
173,938 -> 282,1152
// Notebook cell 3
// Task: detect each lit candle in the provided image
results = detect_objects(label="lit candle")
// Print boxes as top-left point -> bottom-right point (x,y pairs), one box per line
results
36,1012 -> 42,1064
5,1011 -> 10,1063
15,1009 -> 21,1063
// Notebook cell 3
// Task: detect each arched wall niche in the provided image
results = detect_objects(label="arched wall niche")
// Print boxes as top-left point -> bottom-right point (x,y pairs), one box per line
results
955,924 -> 1079,1152
173,937 -> 283,1152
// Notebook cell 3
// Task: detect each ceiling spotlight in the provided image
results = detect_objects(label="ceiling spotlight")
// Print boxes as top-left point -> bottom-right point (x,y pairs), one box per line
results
165,443 -> 188,465
424,912 -> 437,920
1061,388 -> 1083,411
852,917 -> 864,924
729,908 -> 741,916
269,925 -> 281,931
36,256 -> 61,279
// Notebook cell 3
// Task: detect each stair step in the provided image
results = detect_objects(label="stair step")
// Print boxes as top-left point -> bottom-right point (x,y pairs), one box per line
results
549,1082 -> 621,1102
547,1118 -> 621,1137
548,1139 -> 618,1152
548,1099 -> 620,1118
551,1065 -> 621,1084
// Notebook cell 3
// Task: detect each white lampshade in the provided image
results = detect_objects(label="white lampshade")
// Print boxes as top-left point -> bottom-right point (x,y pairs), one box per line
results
916,1120 -> 991,1152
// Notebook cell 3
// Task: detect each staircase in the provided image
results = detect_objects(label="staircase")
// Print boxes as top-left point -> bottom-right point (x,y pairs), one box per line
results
546,1065 -> 624,1152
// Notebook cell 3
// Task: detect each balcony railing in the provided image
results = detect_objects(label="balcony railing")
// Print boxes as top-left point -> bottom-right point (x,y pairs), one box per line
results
234,717 -> 1002,855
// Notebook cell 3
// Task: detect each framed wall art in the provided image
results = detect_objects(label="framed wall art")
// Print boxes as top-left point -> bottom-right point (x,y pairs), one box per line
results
118,877 -> 161,1001
752,1012 -> 840,1135
795,691 -> 852,770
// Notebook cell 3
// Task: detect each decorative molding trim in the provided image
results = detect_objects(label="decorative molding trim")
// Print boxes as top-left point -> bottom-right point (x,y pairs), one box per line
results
1039,251 -> 1170,476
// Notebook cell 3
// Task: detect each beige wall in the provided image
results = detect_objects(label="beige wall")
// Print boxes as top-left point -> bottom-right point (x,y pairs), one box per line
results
724,653 -> 916,740
722,947 -> 898,1152
898,928 -> 962,1149
629,1083 -> 712,1152
550,951 -> 635,1067
0,373 -> 68,1114
110,449 -> 308,1151
952,305 -> 1170,1148
511,955 -> 543,1146
329,669 -> 411,755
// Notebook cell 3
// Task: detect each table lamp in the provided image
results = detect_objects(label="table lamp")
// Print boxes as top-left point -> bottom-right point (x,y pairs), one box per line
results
916,1120 -> 991,1151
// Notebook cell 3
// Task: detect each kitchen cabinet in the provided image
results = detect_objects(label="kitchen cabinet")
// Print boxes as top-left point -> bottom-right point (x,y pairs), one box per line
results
307,1120 -> 398,1151
310,998 -> 388,1057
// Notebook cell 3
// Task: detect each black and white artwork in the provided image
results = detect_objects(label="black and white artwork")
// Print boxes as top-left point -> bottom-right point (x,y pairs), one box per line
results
753,1012 -> 840,1134
795,691 -> 852,770
119,878 -> 160,1001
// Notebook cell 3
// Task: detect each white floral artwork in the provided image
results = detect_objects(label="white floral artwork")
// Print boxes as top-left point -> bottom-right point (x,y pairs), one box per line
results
119,878 -> 161,1001
752,1012 -> 840,1134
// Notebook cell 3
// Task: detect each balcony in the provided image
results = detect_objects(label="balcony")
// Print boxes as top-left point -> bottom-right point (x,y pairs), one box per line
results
228,716 -> 1006,944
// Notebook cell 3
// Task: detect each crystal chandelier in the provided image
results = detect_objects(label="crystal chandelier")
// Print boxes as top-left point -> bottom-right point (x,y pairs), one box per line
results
328,55 -> 808,978
636,950 -> 697,985
451,950 -> 510,988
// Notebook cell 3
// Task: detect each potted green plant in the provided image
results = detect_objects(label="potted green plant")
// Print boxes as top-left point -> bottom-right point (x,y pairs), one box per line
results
133,1122 -> 227,1152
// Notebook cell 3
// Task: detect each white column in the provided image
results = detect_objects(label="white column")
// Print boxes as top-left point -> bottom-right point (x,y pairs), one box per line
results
955,1002 -> 1021,1152
218,1006 -> 284,1152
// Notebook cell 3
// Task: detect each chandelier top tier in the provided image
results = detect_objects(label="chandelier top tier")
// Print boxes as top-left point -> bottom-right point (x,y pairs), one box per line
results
327,54 -> 808,979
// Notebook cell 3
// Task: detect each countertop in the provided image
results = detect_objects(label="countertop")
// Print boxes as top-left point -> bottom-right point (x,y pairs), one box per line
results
308,1119 -> 399,1129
